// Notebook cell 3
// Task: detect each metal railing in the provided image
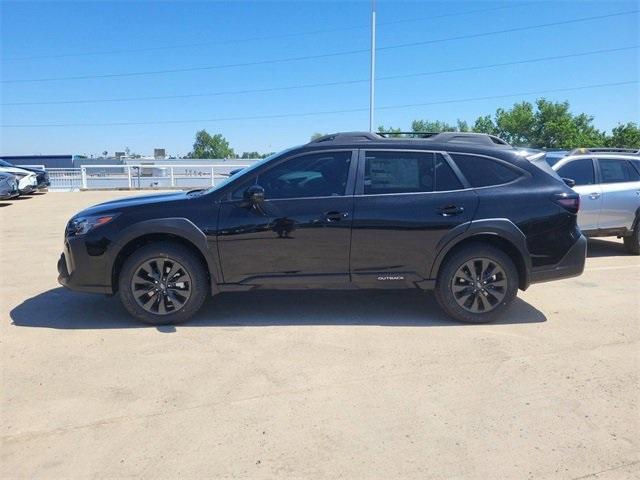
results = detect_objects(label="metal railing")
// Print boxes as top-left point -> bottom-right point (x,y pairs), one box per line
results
47,163 -> 253,191
47,168 -> 83,191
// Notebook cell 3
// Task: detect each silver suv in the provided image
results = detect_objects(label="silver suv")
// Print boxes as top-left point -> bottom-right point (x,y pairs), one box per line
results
551,148 -> 640,255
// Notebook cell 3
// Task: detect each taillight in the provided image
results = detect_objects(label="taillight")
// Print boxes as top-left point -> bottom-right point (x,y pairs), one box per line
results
553,193 -> 580,214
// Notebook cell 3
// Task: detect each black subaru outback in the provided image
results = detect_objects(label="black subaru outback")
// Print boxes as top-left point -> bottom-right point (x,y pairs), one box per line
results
58,132 -> 586,324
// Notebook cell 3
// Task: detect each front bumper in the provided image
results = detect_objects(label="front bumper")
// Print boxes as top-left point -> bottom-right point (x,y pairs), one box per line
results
529,234 -> 587,284
0,184 -> 19,199
57,236 -> 113,294
18,185 -> 36,194
17,175 -> 38,194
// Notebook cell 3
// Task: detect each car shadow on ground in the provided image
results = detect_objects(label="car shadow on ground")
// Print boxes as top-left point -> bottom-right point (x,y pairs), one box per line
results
587,238 -> 633,258
10,287 -> 546,330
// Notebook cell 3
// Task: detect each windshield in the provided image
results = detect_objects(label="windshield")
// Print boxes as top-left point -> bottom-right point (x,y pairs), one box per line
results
202,147 -> 297,194
0,160 -> 13,167
544,151 -> 569,167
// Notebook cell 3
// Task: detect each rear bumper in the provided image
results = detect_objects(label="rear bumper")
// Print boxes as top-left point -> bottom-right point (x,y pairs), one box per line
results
529,234 -> 587,284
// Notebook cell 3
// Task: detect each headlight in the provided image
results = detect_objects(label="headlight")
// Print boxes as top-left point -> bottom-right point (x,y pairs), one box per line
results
11,172 -> 27,179
69,214 -> 119,236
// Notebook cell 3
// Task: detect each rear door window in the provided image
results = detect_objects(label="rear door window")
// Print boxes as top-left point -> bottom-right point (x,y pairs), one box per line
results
450,154 -> 520,188
598,158 -> 640,183
556,159 -> 595,186
363,151 -> 435,195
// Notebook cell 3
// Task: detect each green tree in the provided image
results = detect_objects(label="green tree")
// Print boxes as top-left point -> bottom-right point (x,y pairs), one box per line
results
605,122 -> 640,148
493,102 -> 535,146
188,130 -> 234,159
373,98 -> 635,148
456,119 -> 470,132
241,151 -> 263,159
377,125 -> 403,137
473,115 -> 497,134
310,132 -> 326,141
529,99 -> 605,149
411,119 -> 457,133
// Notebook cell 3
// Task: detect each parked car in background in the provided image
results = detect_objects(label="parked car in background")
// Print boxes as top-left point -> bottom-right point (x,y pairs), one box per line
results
0,172 -> 20,200
0,165 -> 38,194
551,148 -> 640,254
59,131 -> 586,326
0,159 -> 49,190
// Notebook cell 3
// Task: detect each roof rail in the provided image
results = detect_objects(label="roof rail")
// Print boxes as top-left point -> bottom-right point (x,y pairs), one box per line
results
568,147 -> 640,155
307,132 -> 382,144
377,131 -> 511,146
427,131 -> 511,147
306,130 -> 512,148
377,131 -> 438,138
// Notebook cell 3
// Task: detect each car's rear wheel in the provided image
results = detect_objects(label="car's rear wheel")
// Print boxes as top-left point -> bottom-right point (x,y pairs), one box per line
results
118,242 -> 208,325
435,243 -> 518,323
623,221 -> 640,255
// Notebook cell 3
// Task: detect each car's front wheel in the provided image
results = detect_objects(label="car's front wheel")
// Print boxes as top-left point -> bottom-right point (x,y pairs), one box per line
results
118,242 -> 208,325
435,243 -> 519,323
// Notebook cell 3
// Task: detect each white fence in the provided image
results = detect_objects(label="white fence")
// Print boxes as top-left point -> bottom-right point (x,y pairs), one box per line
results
47,163 -> 253,191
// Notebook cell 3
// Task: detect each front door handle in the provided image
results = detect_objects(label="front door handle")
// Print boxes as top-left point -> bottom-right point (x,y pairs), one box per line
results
438,205 -> 464,216
324,211 -> 349,222
589,192 -> 601,199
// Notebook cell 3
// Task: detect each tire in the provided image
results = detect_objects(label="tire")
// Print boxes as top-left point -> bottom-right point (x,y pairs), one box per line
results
118,242 -> 208,325
435,243 -> 519,323
623,221 -> 640,255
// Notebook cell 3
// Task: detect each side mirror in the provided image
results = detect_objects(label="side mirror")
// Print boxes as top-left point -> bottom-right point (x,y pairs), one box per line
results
243,184 -> 265,206
562,177 -> 576,188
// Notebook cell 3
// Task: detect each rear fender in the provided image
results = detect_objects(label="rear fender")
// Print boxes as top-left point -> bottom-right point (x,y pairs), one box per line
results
429,218 -> 532,289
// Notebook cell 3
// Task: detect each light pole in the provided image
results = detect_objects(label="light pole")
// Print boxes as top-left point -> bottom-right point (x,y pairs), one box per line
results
369,0 -> 376,132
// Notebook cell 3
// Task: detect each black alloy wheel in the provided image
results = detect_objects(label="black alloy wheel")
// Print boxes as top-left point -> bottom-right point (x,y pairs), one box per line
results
130,257 -> 192,315
451,257 -> 507,313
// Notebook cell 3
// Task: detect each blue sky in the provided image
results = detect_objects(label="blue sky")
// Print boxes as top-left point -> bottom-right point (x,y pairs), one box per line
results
1,0 -> 638,157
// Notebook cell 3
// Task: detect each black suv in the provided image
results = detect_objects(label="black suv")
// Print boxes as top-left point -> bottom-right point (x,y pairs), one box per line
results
58,132 -> 587,324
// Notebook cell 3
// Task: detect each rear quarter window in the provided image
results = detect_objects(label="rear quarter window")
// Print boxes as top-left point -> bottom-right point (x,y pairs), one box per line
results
599,158 -> 640,183
450,154 -> 520,188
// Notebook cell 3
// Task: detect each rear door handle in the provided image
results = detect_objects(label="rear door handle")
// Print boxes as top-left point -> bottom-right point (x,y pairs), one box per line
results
589,192 -> 601,199
438,205 -> 464,216
324,211 -> 349,222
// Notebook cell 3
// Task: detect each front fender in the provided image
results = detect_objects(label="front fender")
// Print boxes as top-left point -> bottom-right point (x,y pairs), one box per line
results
106,217 -> 221,294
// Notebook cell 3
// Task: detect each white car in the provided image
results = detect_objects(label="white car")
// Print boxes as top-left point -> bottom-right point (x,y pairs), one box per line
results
0,166 -> 38,194
551,148 -> 640,255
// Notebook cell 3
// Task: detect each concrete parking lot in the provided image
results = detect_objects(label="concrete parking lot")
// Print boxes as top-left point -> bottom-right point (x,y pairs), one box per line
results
1,191 -> 638,479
